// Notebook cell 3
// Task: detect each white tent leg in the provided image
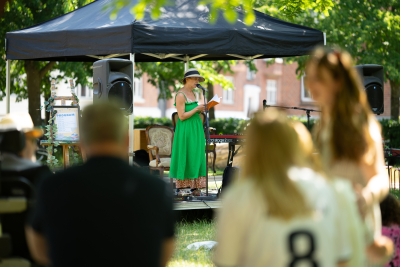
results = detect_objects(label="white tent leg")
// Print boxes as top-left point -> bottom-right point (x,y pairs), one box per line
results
6,60 -> 11,114
129,53 -> 135,165
323,32 -> 326,45
185,55 -> 189,71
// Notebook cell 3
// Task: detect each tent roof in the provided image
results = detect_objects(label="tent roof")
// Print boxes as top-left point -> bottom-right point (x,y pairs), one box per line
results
5,0 -> 324,62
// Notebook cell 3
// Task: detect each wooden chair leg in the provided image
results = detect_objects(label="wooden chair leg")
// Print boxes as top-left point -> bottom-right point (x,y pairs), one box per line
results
159,168 -> 163,178
170,178 -> 174,190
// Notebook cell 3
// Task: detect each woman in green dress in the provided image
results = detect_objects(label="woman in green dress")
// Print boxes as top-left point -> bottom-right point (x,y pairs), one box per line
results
169,68 -> 207,195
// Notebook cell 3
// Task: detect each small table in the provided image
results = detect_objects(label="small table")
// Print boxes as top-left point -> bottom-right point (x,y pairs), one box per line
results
40,141 -> 86,170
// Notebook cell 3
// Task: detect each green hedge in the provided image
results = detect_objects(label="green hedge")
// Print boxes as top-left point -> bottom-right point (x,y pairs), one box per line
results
134,117 -> 400,148
134,117 -> 173,128
380,119 -> 400,148
133,116 -> 315,135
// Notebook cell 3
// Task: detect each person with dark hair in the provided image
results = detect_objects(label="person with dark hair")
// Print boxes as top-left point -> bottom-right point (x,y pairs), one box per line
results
0,113 -> 51,263
380,194 -> 400,267
25,102 -> 175,267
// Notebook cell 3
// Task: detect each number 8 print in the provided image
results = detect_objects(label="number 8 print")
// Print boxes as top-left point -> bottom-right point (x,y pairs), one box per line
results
288,231 -> 319,267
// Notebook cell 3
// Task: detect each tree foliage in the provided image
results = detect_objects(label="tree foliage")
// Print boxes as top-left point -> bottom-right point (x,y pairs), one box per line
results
109,0 -> 334,26
136,60 -> 235,100
0,0 -> 94,125
256,0 -> 400,119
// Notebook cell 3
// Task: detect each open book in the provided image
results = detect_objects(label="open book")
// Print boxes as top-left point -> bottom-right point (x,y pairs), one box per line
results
207,94 -> 222,110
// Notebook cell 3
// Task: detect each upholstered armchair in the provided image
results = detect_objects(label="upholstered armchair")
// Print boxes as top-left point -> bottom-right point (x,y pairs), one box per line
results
171,112 -> 217,173
145,125 -> 174,188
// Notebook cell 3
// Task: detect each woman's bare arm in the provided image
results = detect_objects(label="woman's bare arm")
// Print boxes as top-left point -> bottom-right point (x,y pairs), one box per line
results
361,123 -> 389,205
176,93 -> 205,121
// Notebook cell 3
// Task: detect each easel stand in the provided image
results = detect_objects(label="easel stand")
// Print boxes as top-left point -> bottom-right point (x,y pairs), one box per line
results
41,79 -> 85,170
203,90 -> 211,196
41,141 -> 86,169
262,100 -> 320,130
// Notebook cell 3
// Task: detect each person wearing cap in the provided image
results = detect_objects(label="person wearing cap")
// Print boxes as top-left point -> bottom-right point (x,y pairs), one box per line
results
0,113 -> 50,181
0,113 -> 51,263
169,68 -> 207,196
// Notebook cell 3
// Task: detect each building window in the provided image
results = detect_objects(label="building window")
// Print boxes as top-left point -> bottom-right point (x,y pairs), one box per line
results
246,66 -> 256,80
301,75 -> 314,102
222,76 -> 234,104
266,79 -> 277,104
80,84 -> 86,97
134,77 -> 144,102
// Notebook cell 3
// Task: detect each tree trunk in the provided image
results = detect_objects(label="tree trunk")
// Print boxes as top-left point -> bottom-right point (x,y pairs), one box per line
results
207,82 -> 215,120
44,89 -> 51,125
24,61 -> 56,126
390,80 -> 400,120
25,61 -> 42,126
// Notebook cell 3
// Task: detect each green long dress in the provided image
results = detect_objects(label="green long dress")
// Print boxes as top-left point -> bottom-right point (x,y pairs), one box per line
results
169,92 -> 207,189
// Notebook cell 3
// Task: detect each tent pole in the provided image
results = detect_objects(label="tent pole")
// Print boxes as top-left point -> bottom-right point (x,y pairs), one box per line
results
129,53 -> 135,165
6,59 -> 10,114
323,33 -> 326,45
184,55 -> 189,71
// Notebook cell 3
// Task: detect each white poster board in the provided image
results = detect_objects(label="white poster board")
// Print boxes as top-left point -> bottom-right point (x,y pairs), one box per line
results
53,106 -> 80,141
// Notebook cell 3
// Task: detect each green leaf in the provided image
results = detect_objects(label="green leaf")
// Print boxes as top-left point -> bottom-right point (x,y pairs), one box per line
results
244,11 -> 255,26
224,8 -> 237,24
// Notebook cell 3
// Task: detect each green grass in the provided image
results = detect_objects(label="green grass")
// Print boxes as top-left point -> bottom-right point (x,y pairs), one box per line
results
208,167 -> 224,176
390,189 -> 399,199
168,220 -> 216,267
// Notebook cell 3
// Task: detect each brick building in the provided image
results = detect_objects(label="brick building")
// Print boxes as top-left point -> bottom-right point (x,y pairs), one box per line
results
133,59 -> 392,119
1,59 -> 392,119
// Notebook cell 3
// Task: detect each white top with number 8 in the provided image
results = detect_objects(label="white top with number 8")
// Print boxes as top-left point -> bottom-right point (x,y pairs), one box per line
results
214,167 -> 355,267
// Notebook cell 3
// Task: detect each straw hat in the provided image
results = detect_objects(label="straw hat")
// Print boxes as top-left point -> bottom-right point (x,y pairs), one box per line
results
180,68 -> 205,83
0,113 -> 44,138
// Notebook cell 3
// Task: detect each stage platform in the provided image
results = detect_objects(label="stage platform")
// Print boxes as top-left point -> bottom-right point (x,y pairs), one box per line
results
173,199 -> 222,210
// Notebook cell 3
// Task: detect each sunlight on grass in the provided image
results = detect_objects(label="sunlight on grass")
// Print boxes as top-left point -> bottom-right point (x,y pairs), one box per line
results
207,181 -> 222,190
168,220 -> 216,267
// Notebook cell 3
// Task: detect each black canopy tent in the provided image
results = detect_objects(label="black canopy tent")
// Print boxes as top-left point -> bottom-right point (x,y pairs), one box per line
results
5,0 -> 324,62
4,0 -> 324,191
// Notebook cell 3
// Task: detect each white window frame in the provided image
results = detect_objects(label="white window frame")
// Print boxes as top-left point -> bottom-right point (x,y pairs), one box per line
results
134,77 -> 145,103
222,76 -> 234,105
301,75 -> 314,103
246,66 -> 256,80
266,79 -> 277,105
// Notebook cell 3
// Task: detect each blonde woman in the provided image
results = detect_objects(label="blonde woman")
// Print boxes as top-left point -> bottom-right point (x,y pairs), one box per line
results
214,110 -> 350,267
305,46 -> 393,265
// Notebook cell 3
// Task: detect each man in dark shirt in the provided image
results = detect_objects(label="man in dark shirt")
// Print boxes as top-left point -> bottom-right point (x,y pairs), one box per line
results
25,102 -> 175,267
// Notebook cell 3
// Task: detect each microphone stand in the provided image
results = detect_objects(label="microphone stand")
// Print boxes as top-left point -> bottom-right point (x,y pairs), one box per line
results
203,89 -> 210,196
263,101 -> 320,130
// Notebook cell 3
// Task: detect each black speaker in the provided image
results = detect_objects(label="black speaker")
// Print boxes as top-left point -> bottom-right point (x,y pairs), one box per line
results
93,58 -> 134,114
222,166 -> 241,191
354,64 -> 384,115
